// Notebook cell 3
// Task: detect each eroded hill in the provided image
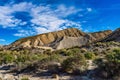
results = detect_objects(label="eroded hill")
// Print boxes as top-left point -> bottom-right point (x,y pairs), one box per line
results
102,28 -> 120,42
8,28 -> 112,50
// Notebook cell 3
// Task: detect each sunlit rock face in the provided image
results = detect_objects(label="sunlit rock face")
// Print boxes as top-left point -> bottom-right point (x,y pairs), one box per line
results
101,28 -> 120,42
8,28 -> 112,50
89,30 -> 112,41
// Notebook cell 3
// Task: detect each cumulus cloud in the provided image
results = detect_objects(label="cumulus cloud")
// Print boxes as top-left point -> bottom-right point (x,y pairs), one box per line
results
34,27 -> 51,34
0,2 -> 89,37
14,29 -> 35,37
0,2 -> 34,28
0,8 -> 21,28
30,4 -> 82,34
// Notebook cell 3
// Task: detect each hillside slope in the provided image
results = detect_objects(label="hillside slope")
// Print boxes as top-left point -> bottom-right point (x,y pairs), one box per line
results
8,28 -> 112,50
101,28 -> 120,42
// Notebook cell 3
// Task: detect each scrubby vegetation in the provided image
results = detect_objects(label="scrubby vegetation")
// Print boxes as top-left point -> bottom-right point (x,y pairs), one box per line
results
94,48 -> 120,79
84,52 -> 95,60
0,41 -> 120,79
21,77 -> 29,80
62,54 -> 87,74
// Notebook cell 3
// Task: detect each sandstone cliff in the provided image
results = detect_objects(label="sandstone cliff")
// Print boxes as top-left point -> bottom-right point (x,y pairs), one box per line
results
10,28 -> 85,49
101,28 -> 120,42
49,36 -> 88,49
89,30 -> 112,42
9,28 -> 112,50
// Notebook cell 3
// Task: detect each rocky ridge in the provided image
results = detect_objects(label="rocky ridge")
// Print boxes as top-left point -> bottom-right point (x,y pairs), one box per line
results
101,28 -> 120,42
90,30 -> 112,41
8,28 -> 112,50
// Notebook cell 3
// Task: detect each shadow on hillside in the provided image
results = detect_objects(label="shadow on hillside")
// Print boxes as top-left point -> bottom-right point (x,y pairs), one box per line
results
0,64 -> 117,80
0,64 -> 16,70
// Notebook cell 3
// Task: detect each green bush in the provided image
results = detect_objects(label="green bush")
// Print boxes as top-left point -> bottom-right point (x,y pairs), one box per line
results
44,49 -> 52,55
21,77 -> 29,80
65,48 -> 81,56
106,48 -> 120,63
54,49 -> 67,56
2,53 -> 15,64
16,54 -> 28,63
62,54 -> 87,74
25,54 -> 62,72
84,52 -> 95,60
94,48 -> 120,79
40,54 -> 62,63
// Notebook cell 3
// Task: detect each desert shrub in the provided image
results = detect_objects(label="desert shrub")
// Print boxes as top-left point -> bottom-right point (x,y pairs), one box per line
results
65,50 -> 74,56
15,54 -> 28,63
2,53 -> 15,64
44,49 -> 52,55
30,54 -> 43,61
94,58 -> 103,64
84,52 -> 95,60
20,54 -> 62,73
106,48 -> 120,63
95,42 -> 106,47
62,54 -> 87,74
70,48 -> 80,53
107,41 -> 119,46
94,48 -> 120,79
14,53 -> 49,71
65,48 -> 81,56
55,49 -> 67,56
21,77 -> 29,80
40,54 -> 62,63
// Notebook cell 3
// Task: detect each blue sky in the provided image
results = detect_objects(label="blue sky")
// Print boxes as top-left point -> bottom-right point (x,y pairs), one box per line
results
0,0 -> 120,45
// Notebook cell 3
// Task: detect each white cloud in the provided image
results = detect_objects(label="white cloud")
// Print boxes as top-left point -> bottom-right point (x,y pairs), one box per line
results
0,2 -> 33,28
84,29 -> 89,32
11,2 -> 34,12
0,2 -> 84,37
0,8 -> 22,28
0,39 -> 6,42
19,22 -> 27,26
30,4 -> 82,34
14,30 -> 35,37
54,4 -> 82,17
87,8 -> 92,12
31,15 -> 66,31
35,27 -> 51,34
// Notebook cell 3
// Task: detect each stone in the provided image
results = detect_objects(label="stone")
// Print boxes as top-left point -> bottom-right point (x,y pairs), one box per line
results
102,28 -> 120,42
7,28 -> 113,50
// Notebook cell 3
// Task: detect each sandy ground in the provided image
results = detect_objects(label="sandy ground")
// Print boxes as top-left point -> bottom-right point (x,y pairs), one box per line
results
0,69 -> 92,80
0,60 -> 96,80
0,72 -> 92,80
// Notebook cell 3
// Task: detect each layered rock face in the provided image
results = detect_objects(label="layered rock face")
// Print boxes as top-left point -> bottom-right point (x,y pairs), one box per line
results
9,28 -> 112,50
49,36 -> 88,49
89,30 -> 112,41
10,28 -> 86,49
101,28 -> 120,42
